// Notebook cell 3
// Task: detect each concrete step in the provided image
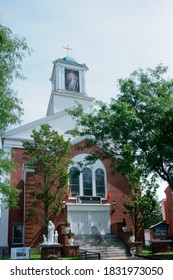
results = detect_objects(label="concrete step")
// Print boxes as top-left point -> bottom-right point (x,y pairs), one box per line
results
74,234 -> 130,259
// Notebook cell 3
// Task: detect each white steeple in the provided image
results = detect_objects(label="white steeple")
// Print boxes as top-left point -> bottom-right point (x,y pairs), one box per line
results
46,55 -> 94,116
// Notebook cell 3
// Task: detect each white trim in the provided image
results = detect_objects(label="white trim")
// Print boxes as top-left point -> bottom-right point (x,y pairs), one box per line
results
67,203 -> 111,235
23,165 -> 35,246
3,135 -> 92,150
69,153 -> 107,198
70,135 -> 91,146
46,91 -> 94,116
4,109 -> 69,138
67,203 -> 110,211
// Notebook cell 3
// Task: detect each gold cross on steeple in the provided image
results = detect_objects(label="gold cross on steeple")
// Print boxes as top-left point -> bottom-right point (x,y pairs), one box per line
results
63,44 -> 73,56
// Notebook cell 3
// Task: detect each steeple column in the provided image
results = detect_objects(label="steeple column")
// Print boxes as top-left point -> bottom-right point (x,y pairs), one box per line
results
55,64 -> 59,90
79,69 -> 86,94
61,65 -> 65,90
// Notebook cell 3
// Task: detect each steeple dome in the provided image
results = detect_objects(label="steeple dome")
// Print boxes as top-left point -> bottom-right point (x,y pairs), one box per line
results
61,56 -> 77,63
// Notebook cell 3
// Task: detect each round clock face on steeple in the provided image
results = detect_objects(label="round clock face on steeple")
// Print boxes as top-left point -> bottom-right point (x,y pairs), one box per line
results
65,69 -> 80,92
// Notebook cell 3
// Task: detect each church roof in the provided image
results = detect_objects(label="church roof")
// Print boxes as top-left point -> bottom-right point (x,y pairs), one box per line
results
61,56 -> 77,63
3,108 -> 92,149
52,57 -> 89,71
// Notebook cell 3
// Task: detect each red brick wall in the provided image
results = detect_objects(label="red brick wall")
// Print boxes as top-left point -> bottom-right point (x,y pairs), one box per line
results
8,148 -> 24,247
9,141 -> 136,248
164,187 -> 173,236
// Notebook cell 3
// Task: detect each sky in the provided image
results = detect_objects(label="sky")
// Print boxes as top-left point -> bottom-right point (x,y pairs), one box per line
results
0,0 -> 172,199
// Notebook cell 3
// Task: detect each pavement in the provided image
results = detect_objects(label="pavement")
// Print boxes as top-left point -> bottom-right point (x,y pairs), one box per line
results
102,255 -> 147,260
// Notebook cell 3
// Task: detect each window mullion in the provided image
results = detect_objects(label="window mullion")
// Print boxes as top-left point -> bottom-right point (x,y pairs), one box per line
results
93,169 -> 96,196
80,172 -> 83,196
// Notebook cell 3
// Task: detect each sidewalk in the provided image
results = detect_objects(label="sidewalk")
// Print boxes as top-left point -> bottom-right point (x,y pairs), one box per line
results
102,255 -> 147,260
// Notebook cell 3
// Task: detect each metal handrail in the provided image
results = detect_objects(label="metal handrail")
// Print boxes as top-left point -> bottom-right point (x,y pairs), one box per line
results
91,226 -> 108,255
79,249 -> 101,260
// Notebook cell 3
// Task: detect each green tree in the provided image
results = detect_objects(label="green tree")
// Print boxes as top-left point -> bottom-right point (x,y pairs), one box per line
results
119,144 -> 160,241
143,198 -> 162,229
116,64 -> 173,190
0,23 -> 31,133
68,64 -> 171,240
123,187 -> 161,241
0,149 -> 21,208
68,64 -> 173,191
22,124 -> 71,231
0,23 -> 30,207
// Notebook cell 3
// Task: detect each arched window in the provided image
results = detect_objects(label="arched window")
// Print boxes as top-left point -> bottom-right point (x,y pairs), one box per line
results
95,168 -> 105,197
69,154 -> 107,199
82,168 -> 92,196
69,167 -> 80,197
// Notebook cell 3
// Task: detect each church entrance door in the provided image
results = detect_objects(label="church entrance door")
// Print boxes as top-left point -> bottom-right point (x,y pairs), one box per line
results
67,204 -> 111,235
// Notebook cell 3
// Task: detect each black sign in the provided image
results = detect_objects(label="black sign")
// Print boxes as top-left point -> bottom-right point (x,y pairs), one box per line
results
77,196 -> 101,204
151,223 -> 169,239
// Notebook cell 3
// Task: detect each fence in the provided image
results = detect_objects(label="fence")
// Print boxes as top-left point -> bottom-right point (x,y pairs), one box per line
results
79,249 -> 101,260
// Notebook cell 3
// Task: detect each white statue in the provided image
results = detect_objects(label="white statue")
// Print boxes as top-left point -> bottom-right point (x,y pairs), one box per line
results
42,234 -> 47,244
47,221 -> 55,244
54,230 -> 59,244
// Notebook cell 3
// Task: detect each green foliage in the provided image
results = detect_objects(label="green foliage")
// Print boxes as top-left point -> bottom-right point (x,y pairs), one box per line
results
0,23 -> 31,133
0,180 -> 21,209
0,149 -> 21,208
68,229 -> 73,239
0,149 -> 15,174
65,220 -> 70,227
116,64 -> 173,189
26,208 -> 38,223
68,64 -> 171,240
22,124 -> 71,229
68,64 -> 173,190
123,186 -> 161,240
144,199 -> 162,229
141,248 -> 173,259
0,23 -> 30,208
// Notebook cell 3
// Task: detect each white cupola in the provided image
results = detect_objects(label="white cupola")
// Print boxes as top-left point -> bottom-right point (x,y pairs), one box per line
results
46,55 -> 94,116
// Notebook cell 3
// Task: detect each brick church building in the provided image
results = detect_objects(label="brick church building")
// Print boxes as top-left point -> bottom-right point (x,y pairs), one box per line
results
161,186 -> 173,237
1,54 -> 134,249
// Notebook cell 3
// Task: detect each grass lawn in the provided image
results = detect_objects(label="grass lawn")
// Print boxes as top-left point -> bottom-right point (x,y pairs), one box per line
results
141,247 -> 173,260
3,251 -> 79,260
30,252 -> 79,260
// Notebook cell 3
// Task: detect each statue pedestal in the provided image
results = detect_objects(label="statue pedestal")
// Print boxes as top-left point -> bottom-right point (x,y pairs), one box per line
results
62,245 -> 79,257
150,239 -> 172,253
128,241 -> 142,254
40,244 -> 63,259
59,234 -> 74,246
